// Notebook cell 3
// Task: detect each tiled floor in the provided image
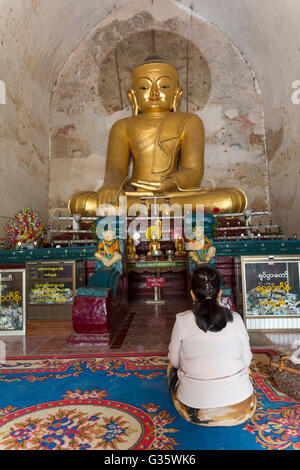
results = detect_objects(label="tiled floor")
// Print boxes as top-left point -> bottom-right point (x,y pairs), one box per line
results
0,296 -> 299,358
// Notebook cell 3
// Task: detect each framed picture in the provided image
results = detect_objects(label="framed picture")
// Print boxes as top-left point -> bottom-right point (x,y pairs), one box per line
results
237,255 -> 300,330
0,268 -> 26,335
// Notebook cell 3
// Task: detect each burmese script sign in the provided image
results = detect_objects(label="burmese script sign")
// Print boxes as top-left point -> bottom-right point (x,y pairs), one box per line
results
146,277 -> 165,288
0,269 -> 26,335
241,256 -> 300,317
27,262 -> 75,305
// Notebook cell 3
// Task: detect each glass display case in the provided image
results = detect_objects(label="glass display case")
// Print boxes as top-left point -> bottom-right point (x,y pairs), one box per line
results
26,260 -> 85,319
235,255 -> 300,330
0,268 -> 26,335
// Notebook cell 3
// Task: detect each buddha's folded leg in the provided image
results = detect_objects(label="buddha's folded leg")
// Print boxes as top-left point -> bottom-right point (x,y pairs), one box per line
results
165,187 -> 247,213
68,191 -> 98,216
68,187 -> 247,216
125,188 -> 247,213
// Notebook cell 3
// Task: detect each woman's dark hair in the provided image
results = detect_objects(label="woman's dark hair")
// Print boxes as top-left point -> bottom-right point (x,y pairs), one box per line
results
191,265 -> 233,332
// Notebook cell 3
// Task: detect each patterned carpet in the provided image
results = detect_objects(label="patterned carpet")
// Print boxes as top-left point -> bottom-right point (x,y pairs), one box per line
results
0,350 -> 299,450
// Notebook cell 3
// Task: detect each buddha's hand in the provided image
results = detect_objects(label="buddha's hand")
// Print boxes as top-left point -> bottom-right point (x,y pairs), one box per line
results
97,185 -> 124,206
94,252 -> 106,262
206,246 -> 216,261
132,178 -> 177,193
188,252 -> 198,263
106,253 -> 122,267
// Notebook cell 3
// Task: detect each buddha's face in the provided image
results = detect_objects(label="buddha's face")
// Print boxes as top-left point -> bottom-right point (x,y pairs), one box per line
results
131,63 -> 181,114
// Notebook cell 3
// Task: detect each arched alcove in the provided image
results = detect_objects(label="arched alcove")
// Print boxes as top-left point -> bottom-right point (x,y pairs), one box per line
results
49,9 -> 267,220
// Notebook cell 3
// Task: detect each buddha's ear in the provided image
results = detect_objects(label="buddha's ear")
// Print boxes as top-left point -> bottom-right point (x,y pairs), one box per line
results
127,88 -> 139,116
171,86 -> 183,112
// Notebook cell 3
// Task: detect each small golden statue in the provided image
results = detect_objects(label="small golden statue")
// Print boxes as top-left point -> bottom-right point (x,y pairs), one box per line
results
68,59 -> 247,216
94,224 -> 122,267
147,234 -> 161,257
188,225 -> 216,265
145,220 -> 162,241
127,237 -> 139,260
146,220 -> 162,257
175,236 -> 186,257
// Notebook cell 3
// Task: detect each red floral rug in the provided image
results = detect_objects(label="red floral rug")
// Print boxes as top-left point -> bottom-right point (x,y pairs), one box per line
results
0,350 -> 298,450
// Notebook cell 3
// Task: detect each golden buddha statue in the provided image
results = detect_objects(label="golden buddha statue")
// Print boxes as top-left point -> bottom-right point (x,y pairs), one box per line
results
146,220 -> 162,257
127,236 -> 139,261
68,59 -> 247,216
147,234 -> 161,257
175,236 -> 186,257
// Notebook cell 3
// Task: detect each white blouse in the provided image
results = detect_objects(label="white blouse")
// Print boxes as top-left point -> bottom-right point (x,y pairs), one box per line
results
168,310 -> 253,409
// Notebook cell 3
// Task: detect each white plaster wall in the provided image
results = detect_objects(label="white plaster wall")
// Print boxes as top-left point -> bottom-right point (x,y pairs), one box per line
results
177,0 -> 300,235
0,0 -> 50,239
0,0 -> 128,239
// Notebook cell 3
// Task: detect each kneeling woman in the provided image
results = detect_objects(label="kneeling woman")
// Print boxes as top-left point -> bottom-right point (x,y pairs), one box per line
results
168,265 -> 256,426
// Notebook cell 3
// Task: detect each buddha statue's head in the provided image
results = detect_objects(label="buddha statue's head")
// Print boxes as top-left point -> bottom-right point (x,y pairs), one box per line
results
128,59 -> 183,116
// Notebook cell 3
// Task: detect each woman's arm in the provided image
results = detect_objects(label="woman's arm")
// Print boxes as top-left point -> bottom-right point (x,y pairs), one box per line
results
168,317 -> 181,369
235,314 -> 252,368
